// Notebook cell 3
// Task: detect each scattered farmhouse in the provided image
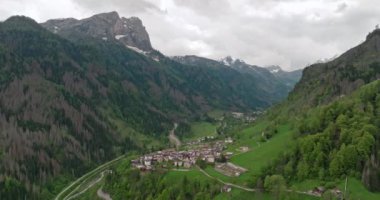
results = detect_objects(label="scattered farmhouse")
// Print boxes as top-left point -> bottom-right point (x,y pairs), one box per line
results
221,185 -> 232,193
215,162 -> 247,177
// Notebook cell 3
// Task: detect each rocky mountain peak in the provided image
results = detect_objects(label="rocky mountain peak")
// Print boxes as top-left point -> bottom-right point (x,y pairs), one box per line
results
41,11 -> 153,51
266,65 -> 282,73
91,11 -> 120,24
220,56 -> 246,66
366,28 -> 380,41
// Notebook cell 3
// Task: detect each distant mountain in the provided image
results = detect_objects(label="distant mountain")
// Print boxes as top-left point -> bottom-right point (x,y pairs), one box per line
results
266,65 -> 303,88
220,56 -> 302,90
0,13 -> 302,199
171,55 -> 294,108
266,65 -> 282,73
173,55 -> 302,103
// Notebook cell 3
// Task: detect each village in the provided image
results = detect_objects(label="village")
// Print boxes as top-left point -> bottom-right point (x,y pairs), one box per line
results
131,138 -> 234,171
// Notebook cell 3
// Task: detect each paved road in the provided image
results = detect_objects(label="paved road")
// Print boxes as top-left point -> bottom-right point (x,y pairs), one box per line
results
97,187 -> 113,200
55,155 -> 124,200
197,167 -> 256,192
198,166 -> 320,197
169,123 -> 181,148
65,171 -> 105,200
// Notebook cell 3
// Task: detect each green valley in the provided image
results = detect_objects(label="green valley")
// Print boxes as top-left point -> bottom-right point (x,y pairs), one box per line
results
0,3 -> 380,200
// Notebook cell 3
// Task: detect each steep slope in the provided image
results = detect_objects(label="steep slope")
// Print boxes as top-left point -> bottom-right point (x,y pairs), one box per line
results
289,29 -> 380,107
0,16 -> 126,199
261,29 -> 380,193
265,80 -> 380,192
0,16 -> 196,199
42,11 -> 152,51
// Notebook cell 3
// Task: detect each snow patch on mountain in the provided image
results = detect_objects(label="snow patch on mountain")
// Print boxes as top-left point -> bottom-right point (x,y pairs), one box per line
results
115,35 -> 127,40
270,69 -> 280,73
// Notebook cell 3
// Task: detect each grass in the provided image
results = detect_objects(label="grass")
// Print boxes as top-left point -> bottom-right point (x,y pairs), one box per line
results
230,124 -> 293,175
290,177 -> 380,200
165,169 -> 318,200
207,109 -> 225,120
183,121 -> 218,141
215,190 -> 318,200
225,120 -> 269,153
338,177 -> 380,200
199,122 -> 295,187
290,179 -> 322,191
214,189 -> 261,200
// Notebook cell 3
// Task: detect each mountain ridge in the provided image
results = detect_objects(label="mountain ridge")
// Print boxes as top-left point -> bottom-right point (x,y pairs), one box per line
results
261,28 -> 380,193
288,28 -> 380,108
41,11 -> 153,52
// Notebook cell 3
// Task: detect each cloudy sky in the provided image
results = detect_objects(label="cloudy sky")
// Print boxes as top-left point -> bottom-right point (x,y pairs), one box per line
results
0,0 -> 379,70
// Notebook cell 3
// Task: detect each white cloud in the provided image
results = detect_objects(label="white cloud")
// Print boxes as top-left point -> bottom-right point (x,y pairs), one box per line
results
0,0 -> 379,70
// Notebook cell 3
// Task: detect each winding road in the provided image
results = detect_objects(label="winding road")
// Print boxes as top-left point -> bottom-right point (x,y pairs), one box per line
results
55,155 -> 124,200
65,171 -> 106,200
168,123 -> 181,148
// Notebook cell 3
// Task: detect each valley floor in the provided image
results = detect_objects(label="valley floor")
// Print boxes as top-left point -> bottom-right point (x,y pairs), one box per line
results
55,118 -> 380,200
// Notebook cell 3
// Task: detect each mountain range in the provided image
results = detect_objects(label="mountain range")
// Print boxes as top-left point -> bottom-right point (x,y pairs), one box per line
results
97,25 -> 380,199
0,12 -> 301,198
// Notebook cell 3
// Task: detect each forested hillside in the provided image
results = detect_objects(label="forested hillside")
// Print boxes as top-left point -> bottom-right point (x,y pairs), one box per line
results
0,13 -> 297,199
261,29 -> 380,193
264,80 -> 380,191
103,167 -> 221,200
289,29 -> 380,108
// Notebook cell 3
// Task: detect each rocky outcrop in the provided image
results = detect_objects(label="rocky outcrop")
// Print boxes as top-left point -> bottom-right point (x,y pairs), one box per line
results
362,153 -> 380,191
41,11 -> 153,51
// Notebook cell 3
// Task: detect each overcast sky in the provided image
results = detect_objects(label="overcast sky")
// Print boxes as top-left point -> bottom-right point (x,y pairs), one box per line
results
0,0 -> 379,70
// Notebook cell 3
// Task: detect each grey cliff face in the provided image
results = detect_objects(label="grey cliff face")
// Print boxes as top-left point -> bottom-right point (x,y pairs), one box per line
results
41,11 -> 153,51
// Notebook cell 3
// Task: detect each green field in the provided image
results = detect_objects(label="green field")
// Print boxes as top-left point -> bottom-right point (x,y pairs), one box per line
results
338,178 -> 380,200
215,190 -> 318,200
214,189 -> 263,200
207,109 -> 225,120
225,120 -> 269,153
230,124 -> 293,175
290,178 -> 380,200
214,120 -> 380,199
184,121 -> 218,141
203,122 -> 294,185
148,169 -> 318,200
